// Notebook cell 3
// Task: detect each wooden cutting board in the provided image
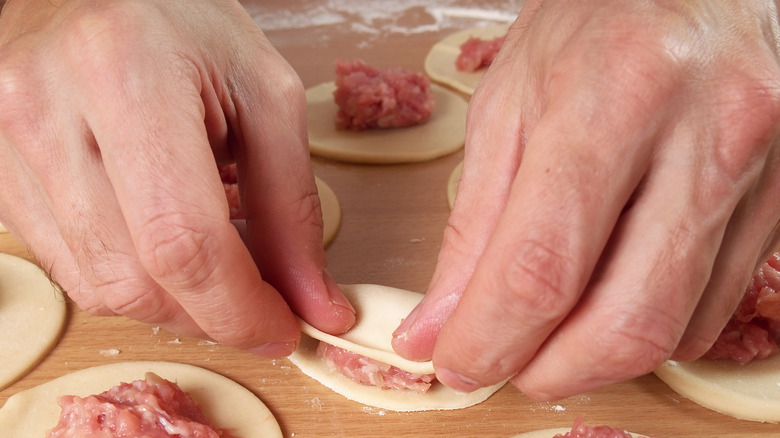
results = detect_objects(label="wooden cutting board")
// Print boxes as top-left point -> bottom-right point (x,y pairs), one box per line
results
2,1 -> 779,435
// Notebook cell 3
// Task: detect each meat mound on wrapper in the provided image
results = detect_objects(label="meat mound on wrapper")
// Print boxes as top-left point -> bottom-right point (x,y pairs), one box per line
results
553,417 -> 652,438
455,34 -> 506,72
333,59 -> 436,131
317,341 -> 435,392
47,372 -> 236,438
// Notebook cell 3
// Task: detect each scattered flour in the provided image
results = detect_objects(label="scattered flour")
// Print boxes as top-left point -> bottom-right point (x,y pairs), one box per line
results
248,0 -> 521,35
98,348 -> 120,357
361,406 -> 388,416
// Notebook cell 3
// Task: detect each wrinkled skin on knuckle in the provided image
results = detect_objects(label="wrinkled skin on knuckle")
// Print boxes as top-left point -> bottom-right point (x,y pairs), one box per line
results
95,277 -> 169,320
134,212 -> 218,291
590,304 -> 681,379
497,239 -> 579,321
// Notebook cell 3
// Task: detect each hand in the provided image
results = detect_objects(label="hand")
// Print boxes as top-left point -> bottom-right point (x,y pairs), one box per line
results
0,0 -> 355,356
393,0 -> 780,399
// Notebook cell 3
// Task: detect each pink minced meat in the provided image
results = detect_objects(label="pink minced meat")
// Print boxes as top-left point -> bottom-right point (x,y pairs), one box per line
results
317,341 -> 435,392
553,418 -> 650,438
455,35 -> 506,72
704,251 -> 780,364
47,373 -> 233,438
333,59 -> 436,131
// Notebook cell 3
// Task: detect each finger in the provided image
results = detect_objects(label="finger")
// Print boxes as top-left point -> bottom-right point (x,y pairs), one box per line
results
430,43 -> 679,392
230,27 -> 355,335
515,79 -> 780,400
75,20 -> 300,354
392,22 -> 534,360
511,152 -> 748,399
392,73 -> 527,360
674,135 -> 780,360
0,39 -> 197,332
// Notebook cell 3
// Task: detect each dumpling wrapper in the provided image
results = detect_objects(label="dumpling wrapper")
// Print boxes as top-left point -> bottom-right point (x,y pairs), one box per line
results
289,283 -> 506,411
316,176 -> 341,246
654,356 -> 780,423
424,24 -> 511,95
306,82 -> 467,164
0,253 -> 67,390
0,361 -> 282,437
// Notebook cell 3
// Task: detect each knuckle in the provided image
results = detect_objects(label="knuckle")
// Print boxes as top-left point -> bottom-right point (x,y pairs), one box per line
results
134,213 -> 217,290
592,307 -> 680,377
96,279 -> 167,320
711,75 -> 780,181
498,239 -> 578,319
0,51 -> 39,136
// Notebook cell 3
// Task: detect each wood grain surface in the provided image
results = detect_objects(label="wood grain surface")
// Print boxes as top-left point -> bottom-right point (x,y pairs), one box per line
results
2,1 -> 779,436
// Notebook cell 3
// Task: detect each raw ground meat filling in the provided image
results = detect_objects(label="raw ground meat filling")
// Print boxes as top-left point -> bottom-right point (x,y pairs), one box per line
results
553,418 -> 647,438
333,60 -> 436,131
455,35 -> 505,72
316,341 -> 435,392
47,373 -> 232,438
704,251 -> 780,363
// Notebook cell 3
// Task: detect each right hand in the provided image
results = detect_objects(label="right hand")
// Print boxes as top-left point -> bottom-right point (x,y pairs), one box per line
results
0,0 -> 355,356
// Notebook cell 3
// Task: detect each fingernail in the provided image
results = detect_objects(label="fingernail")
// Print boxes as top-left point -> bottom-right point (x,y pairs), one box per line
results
324,269 -> 355,314
392,304 -> 420,340
436,367 -> 482,393
249,341 -> 297,358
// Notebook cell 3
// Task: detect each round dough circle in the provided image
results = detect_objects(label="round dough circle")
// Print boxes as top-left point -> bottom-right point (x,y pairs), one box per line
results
307,82 -> 467,164
316,176 -> 341,246
424,24 -> 511,95
0,253 -> 67,390
446,160 -> 463,209
289,284 -> 505,411
0,361 -> 282,437
654,356 -> 780,423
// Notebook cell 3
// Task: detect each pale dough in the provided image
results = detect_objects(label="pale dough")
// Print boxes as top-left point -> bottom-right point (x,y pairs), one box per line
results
447,160 -> 463,209
288,283 -> 505,411
316,176 -> 341,246
0,222 -> 6,233
654,356 -> 780,423
307,82 -> 467,164
0,361 -> 282,437
424,24 -> 511,95
0,253 -> 67,391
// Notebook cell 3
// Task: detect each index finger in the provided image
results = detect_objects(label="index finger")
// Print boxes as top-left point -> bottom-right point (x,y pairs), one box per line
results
230,30 -> 356,336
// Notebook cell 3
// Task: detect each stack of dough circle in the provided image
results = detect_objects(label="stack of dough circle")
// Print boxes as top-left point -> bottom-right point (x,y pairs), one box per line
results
424,24 -> 511,95
289,283 -> 506,411
0,253 -> 67,391
0,361 -> 282,437
306,83 -> 468,164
